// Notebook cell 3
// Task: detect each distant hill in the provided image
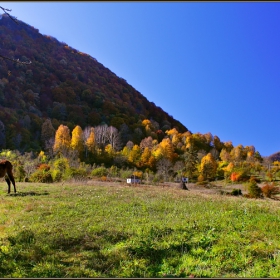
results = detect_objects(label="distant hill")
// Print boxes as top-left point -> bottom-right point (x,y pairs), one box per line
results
0,14 -> 188,152
267,152 -> 280,162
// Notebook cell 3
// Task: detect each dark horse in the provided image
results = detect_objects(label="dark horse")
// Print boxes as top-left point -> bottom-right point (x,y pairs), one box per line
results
0,160 -> 16,193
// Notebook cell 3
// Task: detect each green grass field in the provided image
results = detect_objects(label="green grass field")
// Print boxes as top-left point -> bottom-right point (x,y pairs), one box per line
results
1,181 -> 280,277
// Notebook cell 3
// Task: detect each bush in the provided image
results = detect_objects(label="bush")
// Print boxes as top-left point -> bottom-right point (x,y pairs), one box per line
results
119,169 -> 133,180
29,170 -> 53,183
37,163 -> 51,171
261,182 -> 280,198
53,158 -> 69,172
64,168 -> 87,180
230,188 -> 242,196
197,174 -> 205,182
230,170 -> 250,182
249,176 -> 261,183
51,169 -> 63,182
247,180 -> 262,198
91,166 -> 108,177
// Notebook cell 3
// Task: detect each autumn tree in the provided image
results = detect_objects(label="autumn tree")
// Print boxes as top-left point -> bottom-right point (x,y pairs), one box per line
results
105,144 -> 115,161
200,153 -> 217,181
204,132 -> 213,147
106,126 -> 122,151
41,119 -> 55,149
153,138 -> 176,162
182,146 -> 198,179
223,141 -> 234,153
140,136 -> 154,151
85,127 -> 95,156
220,148 -> 231,162
230,144 -> 246,165
156,158 -> 173,182
213,135 -> 224,152
166,128 -> 180,145
70,125 -> 84,157
139,147 -> 156,170
53,124 -> 71,156
245,145 -> 256,163
128,144 -> 141,166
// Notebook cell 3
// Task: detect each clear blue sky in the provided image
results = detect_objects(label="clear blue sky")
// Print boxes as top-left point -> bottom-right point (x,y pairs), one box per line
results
1,1 -> 280,157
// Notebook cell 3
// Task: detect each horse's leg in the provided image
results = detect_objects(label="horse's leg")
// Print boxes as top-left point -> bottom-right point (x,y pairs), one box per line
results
7,173 -> 16,193
5,177 -> 11,194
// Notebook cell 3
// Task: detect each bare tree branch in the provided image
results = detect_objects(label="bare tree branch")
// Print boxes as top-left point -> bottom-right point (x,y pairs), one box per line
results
0,6 -> 18,24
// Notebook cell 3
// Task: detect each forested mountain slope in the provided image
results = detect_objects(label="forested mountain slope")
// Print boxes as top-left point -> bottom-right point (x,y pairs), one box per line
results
0,14 -> 187,152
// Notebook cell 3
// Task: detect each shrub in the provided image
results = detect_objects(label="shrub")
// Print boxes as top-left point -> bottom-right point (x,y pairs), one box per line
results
29,170 -> 53,183
230,172 -> 239,182
230,170 -> 250,182
101,176 -> 107,181
119,169 -> 133,180
249,176 -> 261,183
91,166 -> 108,177
64,168 -> 87,180
230,188 -> 242,196
51,169 -> 63,182
197,174 -> 205,182
261,182 -> 280,198
247,180 -> 262,198
53,158 -> 69,172
14,164 -> 26,182
37,163 -> 50,171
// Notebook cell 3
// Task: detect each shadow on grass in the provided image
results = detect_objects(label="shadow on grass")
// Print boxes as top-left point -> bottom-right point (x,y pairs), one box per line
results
8,191 -> 49,197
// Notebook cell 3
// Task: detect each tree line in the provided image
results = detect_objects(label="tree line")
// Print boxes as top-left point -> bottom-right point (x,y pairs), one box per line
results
2,117 -> 279,188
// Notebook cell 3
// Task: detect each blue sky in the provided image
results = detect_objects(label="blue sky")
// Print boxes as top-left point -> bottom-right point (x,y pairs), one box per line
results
1,2 -> 280,157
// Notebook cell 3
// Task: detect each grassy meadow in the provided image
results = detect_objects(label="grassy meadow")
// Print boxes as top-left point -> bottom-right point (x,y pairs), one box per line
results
1,180 -> 280,277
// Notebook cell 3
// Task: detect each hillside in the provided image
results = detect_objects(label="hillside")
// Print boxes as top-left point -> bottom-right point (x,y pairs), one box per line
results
267,152 -> 280,162
0,14 -> 188,152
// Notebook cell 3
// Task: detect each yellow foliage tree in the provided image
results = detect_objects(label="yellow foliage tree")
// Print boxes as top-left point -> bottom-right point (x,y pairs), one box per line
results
186,135 -> 195,149
142,119 -> 152,127
70,125 -> 84,155
142,119 -> 152,136
121,146 -> 130,157
200,153 -> 217,180
128,144 -> 141,164
140,147 -> 151,167
160,138 -> 175,161
53,124 -> 71,154
166,128 -> 184,147
105,144 -> 114,157
85,128 -> 95,154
